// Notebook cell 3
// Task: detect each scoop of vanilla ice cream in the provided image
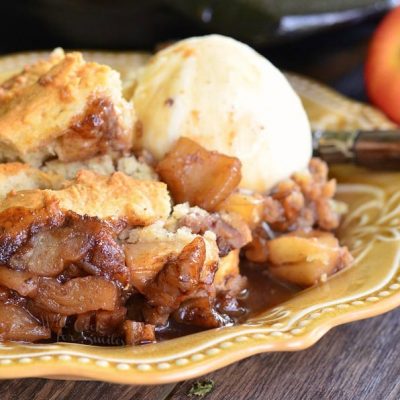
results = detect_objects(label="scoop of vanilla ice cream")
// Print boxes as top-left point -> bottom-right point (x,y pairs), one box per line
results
132,35 -> 312,193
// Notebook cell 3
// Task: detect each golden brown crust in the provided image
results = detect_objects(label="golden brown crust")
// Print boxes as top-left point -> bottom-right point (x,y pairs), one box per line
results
0,48 -> 65,101
0,170 -> 171,226
0,51 -> 134,165
0,162 -> 63,198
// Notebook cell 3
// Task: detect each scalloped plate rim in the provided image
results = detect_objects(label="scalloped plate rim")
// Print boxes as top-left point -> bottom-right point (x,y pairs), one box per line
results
0,51 -> 399,384
0,292 -> 399,385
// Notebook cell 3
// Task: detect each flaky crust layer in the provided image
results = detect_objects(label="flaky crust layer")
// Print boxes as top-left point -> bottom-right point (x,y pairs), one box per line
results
0,170 -> 171,225
0,51 -> 134,165
0,162 -> 63,198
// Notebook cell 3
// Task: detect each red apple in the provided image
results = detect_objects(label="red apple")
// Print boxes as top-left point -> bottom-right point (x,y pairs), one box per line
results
365,7 -> 400,124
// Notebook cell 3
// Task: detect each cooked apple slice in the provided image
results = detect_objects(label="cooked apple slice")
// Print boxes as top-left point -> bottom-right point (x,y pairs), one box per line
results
268,230 -> 352,287
157,137 -> 241,211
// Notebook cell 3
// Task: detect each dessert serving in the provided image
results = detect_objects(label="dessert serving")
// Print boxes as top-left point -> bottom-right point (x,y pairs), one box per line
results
0,35 -> 353,346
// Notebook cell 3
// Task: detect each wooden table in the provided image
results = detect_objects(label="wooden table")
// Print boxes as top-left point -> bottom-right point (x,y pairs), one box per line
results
2,16 -> 400,400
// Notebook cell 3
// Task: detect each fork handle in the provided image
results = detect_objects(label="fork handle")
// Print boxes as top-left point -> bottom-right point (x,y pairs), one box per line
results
312,130 -> 400,169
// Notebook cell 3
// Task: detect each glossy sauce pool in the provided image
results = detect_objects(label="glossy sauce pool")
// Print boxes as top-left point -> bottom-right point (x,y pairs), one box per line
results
156,261 -> 300,341
240,262 -> 299,317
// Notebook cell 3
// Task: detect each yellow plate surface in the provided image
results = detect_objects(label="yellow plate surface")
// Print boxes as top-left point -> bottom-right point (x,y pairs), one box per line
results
0,51 -> 398,384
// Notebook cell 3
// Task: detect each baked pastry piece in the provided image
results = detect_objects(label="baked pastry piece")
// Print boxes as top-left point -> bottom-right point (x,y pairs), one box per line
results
125,203 -> 249,296
0,167 -> 249,343
0,162 -> 63,198
123,203 -> 249,327
0,170 -> 170,226
125,221 -> 220,294
0,48 -> 65,100
0,50 -> 134,166
42,154 -> 157,181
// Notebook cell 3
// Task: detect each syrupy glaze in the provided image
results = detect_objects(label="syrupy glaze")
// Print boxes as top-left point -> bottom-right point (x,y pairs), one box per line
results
55,97 -> 131,162
238,261 -> 299,318
156,261 -> 299,342
35,261 -> 299,346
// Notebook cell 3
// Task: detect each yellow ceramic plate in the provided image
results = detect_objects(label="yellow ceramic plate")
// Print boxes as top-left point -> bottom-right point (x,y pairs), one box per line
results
0,52 -> 399,385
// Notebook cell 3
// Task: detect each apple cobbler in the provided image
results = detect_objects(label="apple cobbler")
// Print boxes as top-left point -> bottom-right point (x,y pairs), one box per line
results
0,41 -> 352,345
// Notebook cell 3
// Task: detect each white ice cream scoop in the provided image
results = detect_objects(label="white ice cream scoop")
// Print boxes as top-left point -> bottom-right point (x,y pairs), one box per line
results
132,34 -> 312,193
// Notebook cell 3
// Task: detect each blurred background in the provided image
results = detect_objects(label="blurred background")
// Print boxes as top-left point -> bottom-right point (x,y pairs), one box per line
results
1,0 -> 399,101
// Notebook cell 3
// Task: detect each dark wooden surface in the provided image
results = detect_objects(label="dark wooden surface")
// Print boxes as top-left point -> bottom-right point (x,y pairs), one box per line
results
1,15 -> 399,400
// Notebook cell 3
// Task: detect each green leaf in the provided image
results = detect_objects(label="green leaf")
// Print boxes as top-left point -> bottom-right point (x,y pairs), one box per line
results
187,379 -> 215,398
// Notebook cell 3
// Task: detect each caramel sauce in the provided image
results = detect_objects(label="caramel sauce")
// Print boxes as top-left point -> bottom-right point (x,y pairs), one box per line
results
239,262 -> 299,318
39,261 -> 299,346
156,261 -> 299,342
55,97 -> 130,162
